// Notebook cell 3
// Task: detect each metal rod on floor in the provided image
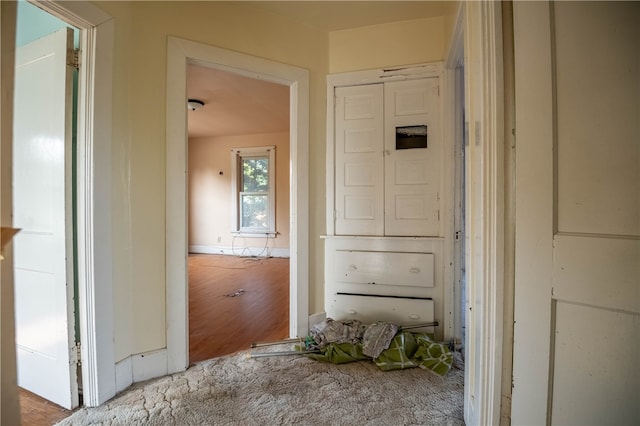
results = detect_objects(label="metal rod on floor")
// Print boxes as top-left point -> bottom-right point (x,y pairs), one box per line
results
245,350 -> 320,359
251,337 -> 305,349
400,321 -> 439,330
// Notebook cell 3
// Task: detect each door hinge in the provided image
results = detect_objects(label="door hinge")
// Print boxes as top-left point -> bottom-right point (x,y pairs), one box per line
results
72,342 -> 82,366
67,48 -> 80,69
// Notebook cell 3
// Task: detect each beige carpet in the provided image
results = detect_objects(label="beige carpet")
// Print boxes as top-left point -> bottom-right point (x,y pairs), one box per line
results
57,344 -> 464,425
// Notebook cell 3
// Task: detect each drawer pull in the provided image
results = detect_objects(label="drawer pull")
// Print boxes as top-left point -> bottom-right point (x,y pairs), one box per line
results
408,314 -> 420,320
347,265 -> 358,271
409,267 -> 421,274
347,309 -> 357,315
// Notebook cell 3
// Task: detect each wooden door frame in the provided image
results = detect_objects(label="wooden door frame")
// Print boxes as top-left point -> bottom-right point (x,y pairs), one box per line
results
460,1 -> 505,424
165,37 -> 310,374
19,0 -> 116,407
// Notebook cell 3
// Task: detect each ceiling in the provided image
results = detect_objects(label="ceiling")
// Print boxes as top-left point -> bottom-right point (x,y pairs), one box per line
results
187,1 -> 455,138
187,64 -> 290,139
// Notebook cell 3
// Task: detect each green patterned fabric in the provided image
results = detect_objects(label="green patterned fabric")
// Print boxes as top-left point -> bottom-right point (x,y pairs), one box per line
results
299,341 -> 369,364
300,331 -> 454,377
373,331 -> 419,371
412,334 -> 454,376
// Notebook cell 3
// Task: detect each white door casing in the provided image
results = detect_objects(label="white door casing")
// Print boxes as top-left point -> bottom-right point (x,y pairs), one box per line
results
462,1 -> 504,424
13,28 -> 78,410
512,2 -> 640,424
166,37 -> 310,373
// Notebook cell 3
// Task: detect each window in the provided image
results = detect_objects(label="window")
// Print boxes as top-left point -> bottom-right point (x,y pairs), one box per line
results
231,146 -> 276,235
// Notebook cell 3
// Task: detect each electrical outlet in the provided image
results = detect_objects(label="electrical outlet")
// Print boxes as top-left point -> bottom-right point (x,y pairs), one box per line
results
217,236 -> 222,243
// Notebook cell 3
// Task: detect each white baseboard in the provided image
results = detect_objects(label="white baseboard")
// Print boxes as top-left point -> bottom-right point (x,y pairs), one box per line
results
189,244 -> 289,258
114,348 -> 168,393
114,356 -> 133,393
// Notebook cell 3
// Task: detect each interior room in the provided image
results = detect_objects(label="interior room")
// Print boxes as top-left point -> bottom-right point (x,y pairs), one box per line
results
186,64 -> 291,362
1,1 -> 637,425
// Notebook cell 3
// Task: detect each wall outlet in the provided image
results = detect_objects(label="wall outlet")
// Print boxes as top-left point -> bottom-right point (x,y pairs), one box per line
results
217,236 -> 222,243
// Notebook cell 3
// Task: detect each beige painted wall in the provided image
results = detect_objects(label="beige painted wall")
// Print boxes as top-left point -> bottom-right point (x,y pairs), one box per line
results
329,16 -> 446,73
90,1 -> 453,363
93,0 -> 328,361
189,132 -> 290,251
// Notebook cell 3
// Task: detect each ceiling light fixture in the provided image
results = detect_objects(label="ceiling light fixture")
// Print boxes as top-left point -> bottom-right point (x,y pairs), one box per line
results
187,99 -> 205,111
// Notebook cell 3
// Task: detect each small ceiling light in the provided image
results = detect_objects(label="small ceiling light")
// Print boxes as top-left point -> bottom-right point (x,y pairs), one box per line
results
187,99 -> 205,111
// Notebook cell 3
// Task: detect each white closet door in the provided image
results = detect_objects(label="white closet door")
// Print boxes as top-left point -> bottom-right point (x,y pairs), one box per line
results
334,84 -> 384,235
384,78 -> 441,236
13,28 -> 78,410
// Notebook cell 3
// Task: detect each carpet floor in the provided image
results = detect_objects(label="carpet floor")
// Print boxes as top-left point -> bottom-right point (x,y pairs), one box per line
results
57,344 -> 464,425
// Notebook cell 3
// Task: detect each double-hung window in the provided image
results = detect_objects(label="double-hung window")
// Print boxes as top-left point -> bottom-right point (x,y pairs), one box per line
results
231,146 -> 276,236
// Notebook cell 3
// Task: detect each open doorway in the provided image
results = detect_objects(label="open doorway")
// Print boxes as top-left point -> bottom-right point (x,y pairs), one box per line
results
166,38 -> 310,374
186,65 -> 290,362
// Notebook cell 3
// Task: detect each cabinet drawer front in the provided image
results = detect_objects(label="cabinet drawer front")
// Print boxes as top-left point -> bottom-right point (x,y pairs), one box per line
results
334,250 -> 434,287
327,294 -> 434,331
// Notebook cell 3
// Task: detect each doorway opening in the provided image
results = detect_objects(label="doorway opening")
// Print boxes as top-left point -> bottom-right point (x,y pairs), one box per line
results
186,65 -> 291,362
166,37 -> 310,374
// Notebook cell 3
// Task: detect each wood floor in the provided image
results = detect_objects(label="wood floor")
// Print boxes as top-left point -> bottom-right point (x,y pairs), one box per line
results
17,253 -> 288,425
189,254 -> 290,363
19,388 -> 72,426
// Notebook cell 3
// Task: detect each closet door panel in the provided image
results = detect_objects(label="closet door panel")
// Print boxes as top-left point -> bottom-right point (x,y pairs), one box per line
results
335,84 -> 384,235
384,78 -> 441,236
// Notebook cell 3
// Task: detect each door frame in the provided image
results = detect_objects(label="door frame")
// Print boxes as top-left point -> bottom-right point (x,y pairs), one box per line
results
165,37 -> 310,373
459,1 -> 506,424
22,0 -> 116,407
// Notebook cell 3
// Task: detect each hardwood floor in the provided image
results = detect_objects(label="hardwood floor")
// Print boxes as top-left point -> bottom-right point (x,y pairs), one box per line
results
19,388 -> 72,426
189,254 -> 290,363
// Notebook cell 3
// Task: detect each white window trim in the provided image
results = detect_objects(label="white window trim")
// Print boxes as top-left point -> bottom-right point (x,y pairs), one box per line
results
230,146 -> 276,236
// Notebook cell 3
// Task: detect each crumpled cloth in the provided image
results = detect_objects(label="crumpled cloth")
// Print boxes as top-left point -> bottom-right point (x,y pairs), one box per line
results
361,322 -> 399,358
309,318 -> 365,349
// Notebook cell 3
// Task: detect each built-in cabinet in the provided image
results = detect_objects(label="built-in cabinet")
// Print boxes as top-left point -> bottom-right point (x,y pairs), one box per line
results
324,63 -> 452,339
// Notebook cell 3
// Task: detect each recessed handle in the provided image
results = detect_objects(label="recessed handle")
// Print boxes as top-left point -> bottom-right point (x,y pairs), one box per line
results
409,267 -> 420,274
347,309 -> 357,315
408,314 -> 420,320
347,265 -> 357,271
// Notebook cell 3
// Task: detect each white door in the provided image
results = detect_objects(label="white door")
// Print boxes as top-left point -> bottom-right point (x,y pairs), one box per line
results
13,28 -> 78,410
334,83 -> 385,235
384,78 -> 441,236
512,2 -> 639,424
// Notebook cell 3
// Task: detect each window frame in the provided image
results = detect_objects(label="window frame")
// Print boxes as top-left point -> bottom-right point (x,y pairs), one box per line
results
230,146 -> 276,236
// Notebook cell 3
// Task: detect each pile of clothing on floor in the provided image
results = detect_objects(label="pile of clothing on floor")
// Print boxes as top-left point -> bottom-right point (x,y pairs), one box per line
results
298,318 -> 454,376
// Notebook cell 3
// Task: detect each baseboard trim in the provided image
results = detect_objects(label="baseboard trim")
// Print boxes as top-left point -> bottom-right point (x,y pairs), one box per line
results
114,356 -> 132,393
189,244 -> 290,258
114,348 -> 168,393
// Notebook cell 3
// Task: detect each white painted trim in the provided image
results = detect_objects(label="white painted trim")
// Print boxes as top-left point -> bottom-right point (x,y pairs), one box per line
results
328,62 -> 442,88
114,357 -> 132,394
230,146 -> 276,234
28,0 -> 116,408
131,349 -> 168,383
166,37 -> 309,374
189,245 -> 290,258
462,2 -> 505,425
114,348 -> 169,393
